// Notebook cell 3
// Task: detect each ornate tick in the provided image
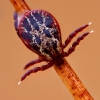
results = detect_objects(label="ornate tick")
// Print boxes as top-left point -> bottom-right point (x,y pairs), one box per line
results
13,9 -> 93,84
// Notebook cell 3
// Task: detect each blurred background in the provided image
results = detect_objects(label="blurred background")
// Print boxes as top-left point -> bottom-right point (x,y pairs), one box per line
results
0,0 -> 100,100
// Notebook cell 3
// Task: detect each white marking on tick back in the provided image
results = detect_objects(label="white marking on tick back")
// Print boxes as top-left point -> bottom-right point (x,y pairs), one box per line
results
18,81 -> 21,85
25,16 -> 34,31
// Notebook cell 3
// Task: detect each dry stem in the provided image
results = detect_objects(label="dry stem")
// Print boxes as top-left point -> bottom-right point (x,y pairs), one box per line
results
54,58 -> 94,100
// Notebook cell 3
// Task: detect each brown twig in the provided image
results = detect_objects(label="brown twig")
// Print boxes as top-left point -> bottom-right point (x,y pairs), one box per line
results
54,58 -> 94,100
10,0 -> 94,99
10,0 -> 30,13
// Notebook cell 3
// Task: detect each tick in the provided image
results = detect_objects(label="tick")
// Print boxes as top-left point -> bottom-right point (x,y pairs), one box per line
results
13,10 -> 93,84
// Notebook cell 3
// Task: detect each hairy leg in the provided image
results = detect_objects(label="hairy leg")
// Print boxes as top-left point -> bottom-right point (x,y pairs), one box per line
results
21,61 -> 53,82
62,22 -> 92,48
24,58 -> 44,69
64,30 -> 93,57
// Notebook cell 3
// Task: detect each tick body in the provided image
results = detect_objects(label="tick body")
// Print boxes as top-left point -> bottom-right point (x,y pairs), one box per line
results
14,10 -> 63,61
14,9 -> 93,83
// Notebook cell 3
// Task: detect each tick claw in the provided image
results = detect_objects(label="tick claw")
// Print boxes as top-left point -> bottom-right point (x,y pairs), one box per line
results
18,81 -> 21,85
88,22 -> 92,25
90,30 -> 94,33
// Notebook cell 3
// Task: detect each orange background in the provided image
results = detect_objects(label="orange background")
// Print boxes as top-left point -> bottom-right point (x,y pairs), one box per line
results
0,0 -> 100,100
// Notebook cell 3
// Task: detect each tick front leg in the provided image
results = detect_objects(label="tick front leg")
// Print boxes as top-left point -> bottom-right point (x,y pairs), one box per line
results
62,22 -> 92,48
24,58 -> 45,69
64,30 -> 93,57
20,61 -> 53,83
13,11 -> 19,31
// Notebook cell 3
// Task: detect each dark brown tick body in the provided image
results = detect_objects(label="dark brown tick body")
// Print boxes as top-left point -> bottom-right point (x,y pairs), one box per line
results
13,9 -> 92,83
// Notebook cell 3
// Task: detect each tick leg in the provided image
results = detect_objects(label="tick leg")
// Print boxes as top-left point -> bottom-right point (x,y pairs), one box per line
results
21,62 -> 53,82
64,30 -> 93,57
13,12 -> 19,31
24,58 -> 45,69
62,22 -> 92,48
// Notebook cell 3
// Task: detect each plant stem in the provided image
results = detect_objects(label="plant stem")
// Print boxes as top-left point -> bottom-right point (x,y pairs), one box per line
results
10,0 -> 30,13
54,58 -> 94,100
